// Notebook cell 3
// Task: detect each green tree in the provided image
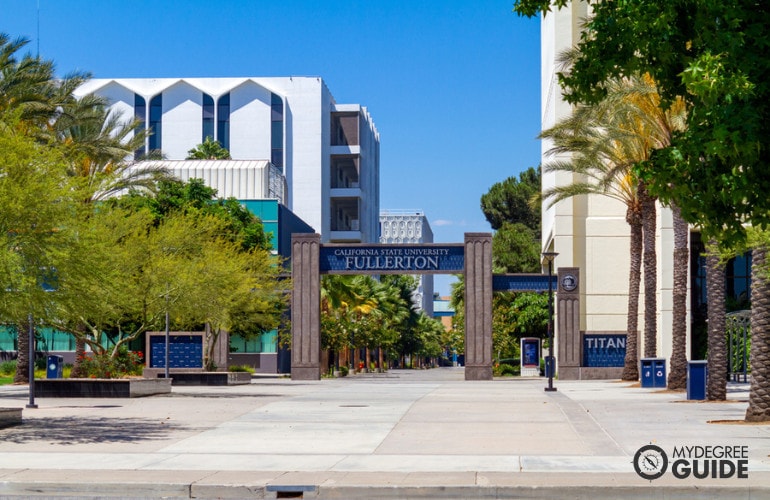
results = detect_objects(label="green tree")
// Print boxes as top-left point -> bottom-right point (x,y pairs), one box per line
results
481,167 -> 541,273
514,0 -> 770,245
186,136 -> 231,160
115,178 -> 271,251
0,125 -> 75,383
480,167 -> 541,232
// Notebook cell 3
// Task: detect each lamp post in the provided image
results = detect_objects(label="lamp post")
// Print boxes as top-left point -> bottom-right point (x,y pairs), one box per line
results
542,251 -> 559,392
26,313 -> 37,409
164,284 -> 170,379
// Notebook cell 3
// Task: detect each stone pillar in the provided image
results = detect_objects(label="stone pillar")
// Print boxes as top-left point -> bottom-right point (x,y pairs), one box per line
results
556,268 -> 581,380
464,233 -> 493,380
291,233 -> 321,380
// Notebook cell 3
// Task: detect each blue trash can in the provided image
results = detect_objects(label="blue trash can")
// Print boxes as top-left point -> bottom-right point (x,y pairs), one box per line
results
46,355 -> 63,379
687,360 -> 708,400
640,358 -> 666,388
544,356 -> 555,378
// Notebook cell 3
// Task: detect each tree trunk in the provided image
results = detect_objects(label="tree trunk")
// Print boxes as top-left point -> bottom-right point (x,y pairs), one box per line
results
378,346 -> 384,371
640,184 -> 658,358
667,205 -> 689,390
706,241 -> 727,400
70,323 -> 88,378
622,211 -> 642,380
746,246 -> 770,421
13,318 -> 32,384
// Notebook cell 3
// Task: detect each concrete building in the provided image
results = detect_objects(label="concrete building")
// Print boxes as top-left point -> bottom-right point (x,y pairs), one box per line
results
379,210 -> 435,316
75,77 -> 381,244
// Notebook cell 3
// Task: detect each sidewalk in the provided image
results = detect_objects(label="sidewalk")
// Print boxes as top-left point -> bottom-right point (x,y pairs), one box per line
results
0,368 -> 769,499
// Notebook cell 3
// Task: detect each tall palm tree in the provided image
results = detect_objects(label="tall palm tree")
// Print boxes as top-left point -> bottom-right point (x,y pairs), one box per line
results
746,245 -> 770,421
705,240 -> 727,400
541,73 -> 687,381
668,205 -> 690,389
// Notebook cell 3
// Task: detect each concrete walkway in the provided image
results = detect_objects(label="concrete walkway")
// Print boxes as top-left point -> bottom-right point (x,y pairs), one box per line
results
0,368 -> 769,499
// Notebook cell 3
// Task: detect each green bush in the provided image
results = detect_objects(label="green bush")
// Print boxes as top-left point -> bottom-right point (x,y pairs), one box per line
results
339,365 -> 349,377
493,362 -> 520,377
0,360 -> 16,376
77,348 -> 144,378
228,364 -> 255,373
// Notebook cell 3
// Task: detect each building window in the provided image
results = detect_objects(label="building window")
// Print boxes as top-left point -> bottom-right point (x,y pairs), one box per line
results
133,94 -> 146,159
727,252 -> 752,308
217,93 -> 230,151
148,94 -> 162,153
271,93 -> 283,169
202,93 -> 214,142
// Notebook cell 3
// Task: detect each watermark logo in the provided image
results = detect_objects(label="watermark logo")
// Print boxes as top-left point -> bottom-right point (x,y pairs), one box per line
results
633,443 -> 749,480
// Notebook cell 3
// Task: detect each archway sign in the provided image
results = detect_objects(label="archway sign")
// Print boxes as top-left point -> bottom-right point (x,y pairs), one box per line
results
290,233 -> 562,381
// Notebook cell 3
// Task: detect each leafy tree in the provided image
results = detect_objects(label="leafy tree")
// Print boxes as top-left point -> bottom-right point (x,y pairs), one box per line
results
0,124 -> 75,383
514,0 -> 770,245
491,222 -> 540,274
113,177 -> 271,251
481,167 -> 541,231
186,136 -> 231,160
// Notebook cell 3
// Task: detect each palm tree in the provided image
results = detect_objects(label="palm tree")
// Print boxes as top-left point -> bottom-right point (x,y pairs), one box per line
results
746,245 -> 770,421
705,240 -> 727,400
186,136 -> 231,160
541,73 -> 687,381
668,205 -> 690,389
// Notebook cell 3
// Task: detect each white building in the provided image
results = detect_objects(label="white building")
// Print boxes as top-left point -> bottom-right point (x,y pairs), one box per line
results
379,210 -> 435,316
75,77 -> 380,244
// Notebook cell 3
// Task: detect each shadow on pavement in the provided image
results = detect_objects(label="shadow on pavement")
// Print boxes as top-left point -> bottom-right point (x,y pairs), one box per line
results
0,416 -> 187,445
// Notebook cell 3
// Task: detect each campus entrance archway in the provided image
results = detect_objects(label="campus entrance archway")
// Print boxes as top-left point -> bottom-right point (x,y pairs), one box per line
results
289,233 -> 578,381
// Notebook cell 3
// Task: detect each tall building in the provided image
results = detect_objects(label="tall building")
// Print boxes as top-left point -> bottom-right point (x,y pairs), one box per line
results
75,77 -> 381,244
379,210 -> 434,315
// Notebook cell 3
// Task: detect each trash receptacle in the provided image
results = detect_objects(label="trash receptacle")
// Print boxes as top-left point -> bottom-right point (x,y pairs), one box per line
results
544,356 -> 555,378
687,360 -> 708,400
46,355 -> 63,379
640,358 -> 666,388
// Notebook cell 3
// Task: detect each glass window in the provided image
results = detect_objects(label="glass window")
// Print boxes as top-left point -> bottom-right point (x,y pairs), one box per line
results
271,93 -> 284,169
202,93 -> 214,142
134,94 -> 146,159
217,93 -> 230,151
148,94 -> 162,153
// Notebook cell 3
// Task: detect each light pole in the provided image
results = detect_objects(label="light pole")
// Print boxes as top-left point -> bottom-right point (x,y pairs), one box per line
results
542,251 -> 559,392
26,313 -> 37,409
164,284 -> 170,379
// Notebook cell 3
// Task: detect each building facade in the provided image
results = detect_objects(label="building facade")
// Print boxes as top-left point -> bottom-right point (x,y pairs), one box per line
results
75,77 -> 381,244
379,210 -> 435,315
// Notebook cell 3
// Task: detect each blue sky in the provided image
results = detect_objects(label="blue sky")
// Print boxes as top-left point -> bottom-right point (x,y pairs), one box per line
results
4,0 -> 541,295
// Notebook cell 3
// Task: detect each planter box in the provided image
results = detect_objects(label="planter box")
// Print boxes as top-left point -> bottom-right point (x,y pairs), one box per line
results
154,371 -> 252,386
0,408 -> 22,428
34,378 -> 172,398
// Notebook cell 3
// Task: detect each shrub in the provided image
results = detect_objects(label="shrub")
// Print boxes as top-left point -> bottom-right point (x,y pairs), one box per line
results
339,365 -> 349,377
77,348 -> 144,378
0,360 -> 16,376
228,364 -> 255,373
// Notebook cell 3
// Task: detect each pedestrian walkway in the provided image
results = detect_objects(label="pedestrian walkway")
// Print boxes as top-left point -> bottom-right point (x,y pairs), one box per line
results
0,368 -> 768,499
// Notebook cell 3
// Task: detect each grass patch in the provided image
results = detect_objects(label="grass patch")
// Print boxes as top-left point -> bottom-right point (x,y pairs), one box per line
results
0,376 -> 13,385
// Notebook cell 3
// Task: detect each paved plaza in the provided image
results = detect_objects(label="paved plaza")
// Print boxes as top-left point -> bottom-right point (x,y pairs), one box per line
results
0,368 -> 769,499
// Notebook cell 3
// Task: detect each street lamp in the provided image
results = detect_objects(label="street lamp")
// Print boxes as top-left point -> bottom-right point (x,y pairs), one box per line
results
542,251 -> 559,392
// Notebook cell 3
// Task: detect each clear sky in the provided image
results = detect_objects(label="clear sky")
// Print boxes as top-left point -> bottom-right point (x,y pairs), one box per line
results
4,0 -> 541,295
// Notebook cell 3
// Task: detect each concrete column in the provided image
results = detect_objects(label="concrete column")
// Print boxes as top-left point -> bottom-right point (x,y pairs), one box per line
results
291,233 -> 321,380
464,233 -> 493,380
556,267 -> 581,380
